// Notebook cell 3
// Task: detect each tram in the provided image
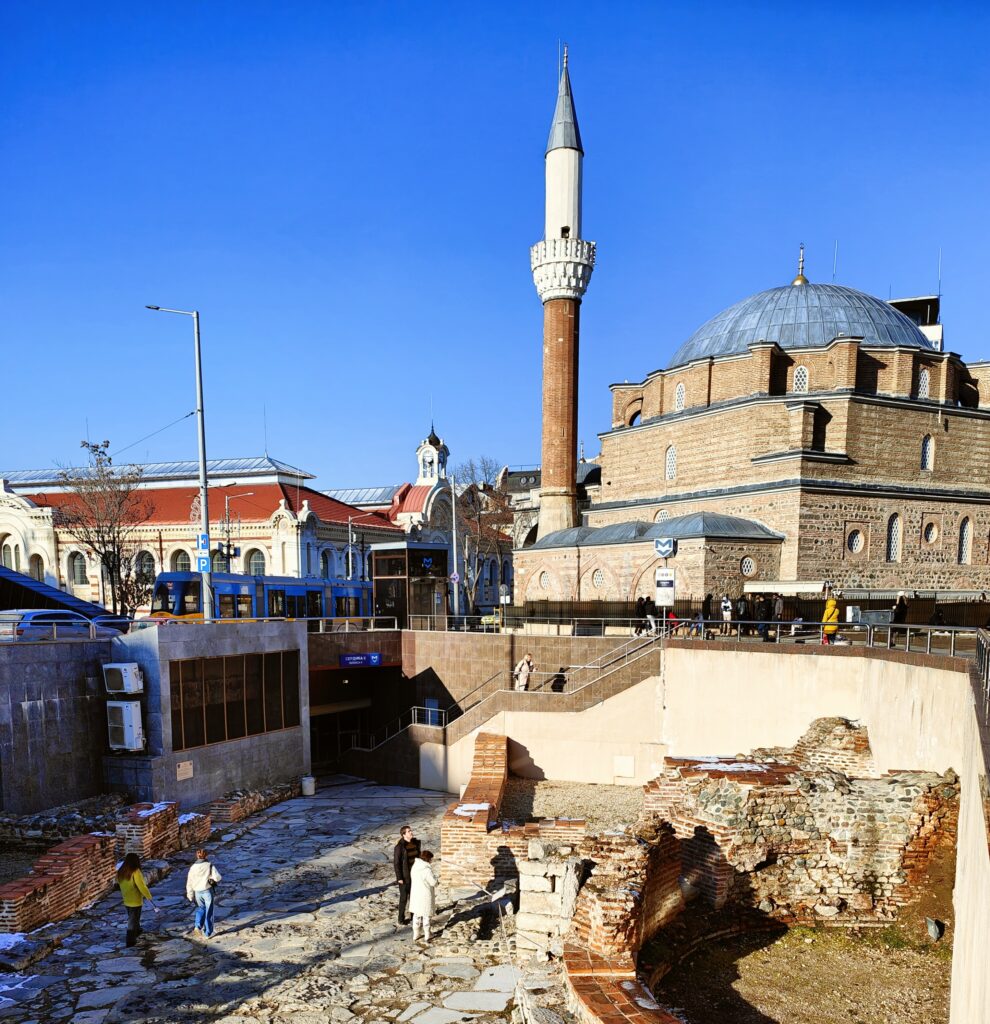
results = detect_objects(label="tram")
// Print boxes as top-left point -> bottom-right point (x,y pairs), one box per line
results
148,571 -> 372,622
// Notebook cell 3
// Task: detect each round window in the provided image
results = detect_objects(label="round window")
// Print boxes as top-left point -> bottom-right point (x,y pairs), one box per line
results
741,557 -> 756,577
655,509 -> 670,523
539,571 -> 551,591
924,522 -> 939,543
847,530 -> 864,554
592,568 -> 605,589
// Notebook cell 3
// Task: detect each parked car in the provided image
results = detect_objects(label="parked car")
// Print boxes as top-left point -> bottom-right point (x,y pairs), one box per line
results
0,610 -> 123,642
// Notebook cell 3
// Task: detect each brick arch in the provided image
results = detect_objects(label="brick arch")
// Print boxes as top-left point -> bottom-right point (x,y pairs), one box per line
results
629,558 -> 659,602
524,564 -> 563,601
580,561 -> 619,599
622,397 -> 643,426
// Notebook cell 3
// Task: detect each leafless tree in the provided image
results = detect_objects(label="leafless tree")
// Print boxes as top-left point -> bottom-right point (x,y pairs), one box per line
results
453,457 -> 513,611
57,441 -> 155,616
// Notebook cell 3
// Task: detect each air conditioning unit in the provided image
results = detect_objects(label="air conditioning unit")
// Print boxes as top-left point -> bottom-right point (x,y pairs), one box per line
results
103,663 -> 144,694
107,701 -> 144,751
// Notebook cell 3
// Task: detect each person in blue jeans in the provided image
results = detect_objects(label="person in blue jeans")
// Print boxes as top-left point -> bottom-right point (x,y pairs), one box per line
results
185,848 -> 222,937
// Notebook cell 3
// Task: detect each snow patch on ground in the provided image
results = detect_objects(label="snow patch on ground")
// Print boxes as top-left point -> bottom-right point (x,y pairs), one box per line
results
452,803 -> 491,817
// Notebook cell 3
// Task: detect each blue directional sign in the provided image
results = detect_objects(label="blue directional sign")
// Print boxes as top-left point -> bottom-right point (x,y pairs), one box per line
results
196,533 -> 210,552
196,555 -> 211,573
654,537 -> 677,559
339,653 -> 383,668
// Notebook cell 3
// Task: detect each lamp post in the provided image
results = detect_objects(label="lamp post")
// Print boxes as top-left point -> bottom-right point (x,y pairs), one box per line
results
145,305 -> 212,621
224,492 -> 254,570
347,512 -> 380,580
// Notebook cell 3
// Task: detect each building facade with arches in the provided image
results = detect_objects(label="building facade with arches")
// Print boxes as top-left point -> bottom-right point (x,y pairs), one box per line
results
0,457 -> 402,610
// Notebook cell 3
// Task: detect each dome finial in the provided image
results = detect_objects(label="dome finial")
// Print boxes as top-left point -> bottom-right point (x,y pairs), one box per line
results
563,44 -> 568,70
792,243 -> 808,286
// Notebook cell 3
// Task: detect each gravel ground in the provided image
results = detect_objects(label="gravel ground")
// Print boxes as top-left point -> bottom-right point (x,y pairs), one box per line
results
501,777 -> 643,832
656,927 -> 951,1024
0,845 -> 41,885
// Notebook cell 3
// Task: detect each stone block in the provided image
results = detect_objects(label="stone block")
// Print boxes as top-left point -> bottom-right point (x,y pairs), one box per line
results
519,873 -> 553,892
517,860 -> 550,876
515,911 -> 563,935
519,891 -> 562,916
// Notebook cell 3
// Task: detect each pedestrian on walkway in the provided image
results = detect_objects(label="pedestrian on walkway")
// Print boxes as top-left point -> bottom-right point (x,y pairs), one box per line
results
720,594 -> 732,636
410,850 -> 439,945
633,596 -> 646,635
186,848 -> 222,938
512,653 -> 534,691
644,597 -> 658,635
393,825 -> 422,925
116,852 -> 159,947
822,595 -> 841,645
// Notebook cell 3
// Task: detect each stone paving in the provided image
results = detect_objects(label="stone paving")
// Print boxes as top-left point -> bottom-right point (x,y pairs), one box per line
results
0,778 -> 571,1024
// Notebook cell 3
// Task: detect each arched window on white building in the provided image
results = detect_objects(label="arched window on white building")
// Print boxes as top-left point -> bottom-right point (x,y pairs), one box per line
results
793,365 -> 809,393
136,551 -> 155,580
917,367 -> 930,399
212,549 -> 229,573
28,555 -> 44,581
1,543 -> 12,570
321,550 -> 336,579
674,383 -> 686,412
245,549 -> 266,576
69,551 -> 89,584
921,434 -> 934,471
665,445 -> 677,480
886,514 -> 902,563
172,550 -> 191,572
958,517 -> 972,565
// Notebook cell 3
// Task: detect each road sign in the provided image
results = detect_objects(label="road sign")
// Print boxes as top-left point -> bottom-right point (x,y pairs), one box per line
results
196,533 -> 210,552
196,555 -> 211,573
450,572 -> 460,583
655,567 -> 676,608
654,537 -> 676,559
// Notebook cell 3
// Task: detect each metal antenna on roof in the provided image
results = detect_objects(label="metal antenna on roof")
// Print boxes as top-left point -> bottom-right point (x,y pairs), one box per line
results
263,404 -> 269,459
832,240 -> 838,283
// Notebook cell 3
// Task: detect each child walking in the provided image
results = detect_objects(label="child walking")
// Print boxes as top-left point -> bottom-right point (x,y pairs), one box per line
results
116,853 -> 160,947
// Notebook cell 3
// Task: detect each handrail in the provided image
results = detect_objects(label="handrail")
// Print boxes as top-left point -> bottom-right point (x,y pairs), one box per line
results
346,705 -> 447,752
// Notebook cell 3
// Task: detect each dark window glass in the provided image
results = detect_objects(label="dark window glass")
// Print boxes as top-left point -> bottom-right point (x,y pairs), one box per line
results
409,550 -> 447,578
170,663 -> 185,750
237,594 -> 253,618
282,649 -> 300,727
268,590 -> 285,617
263,652 -> 283,730
219,593 -> 236,619
245,654 -> 264,735
182,583 -> 201,615
152,584 -> 173,615
204,657 -> 226,744
374,553 -> 406,577
307,590 -> 322,618
224,656 -> 246,740
181,659 -> 205,749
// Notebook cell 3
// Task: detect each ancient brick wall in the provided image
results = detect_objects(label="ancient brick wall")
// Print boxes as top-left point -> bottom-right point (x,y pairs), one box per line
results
209,780 -> 301,824
115,801 -> 179,859
178,811 -> 212,850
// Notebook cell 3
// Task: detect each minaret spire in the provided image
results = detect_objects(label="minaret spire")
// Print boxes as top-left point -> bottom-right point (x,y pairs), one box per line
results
530,51 -> 596,539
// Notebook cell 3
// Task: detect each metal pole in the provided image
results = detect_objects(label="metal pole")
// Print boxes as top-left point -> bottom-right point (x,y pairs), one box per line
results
450,475 -> 460,618
192,311 -> 212,622
348,517 -> 353,580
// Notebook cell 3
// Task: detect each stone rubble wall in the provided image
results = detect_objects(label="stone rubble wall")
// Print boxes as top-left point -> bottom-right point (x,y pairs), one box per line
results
178,811 -> 212,850
0,794 -> 128,849
209,780 -> 302,824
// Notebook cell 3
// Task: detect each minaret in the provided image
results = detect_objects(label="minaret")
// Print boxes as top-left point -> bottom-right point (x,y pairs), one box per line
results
531,49 -> 595,538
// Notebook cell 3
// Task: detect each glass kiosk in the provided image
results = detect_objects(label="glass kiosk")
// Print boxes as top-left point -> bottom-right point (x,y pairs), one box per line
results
371,542 -> 449,629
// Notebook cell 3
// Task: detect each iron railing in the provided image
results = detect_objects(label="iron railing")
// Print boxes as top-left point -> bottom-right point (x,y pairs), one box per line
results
347,705 -> 447,752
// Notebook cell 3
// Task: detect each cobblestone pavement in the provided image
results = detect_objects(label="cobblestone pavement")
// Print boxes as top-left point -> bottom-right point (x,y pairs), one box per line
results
0,779 -> 570,1024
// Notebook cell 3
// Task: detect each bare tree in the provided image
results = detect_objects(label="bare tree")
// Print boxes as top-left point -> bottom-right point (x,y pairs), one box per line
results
57,441 -> 155,616
453,457 -> 513,612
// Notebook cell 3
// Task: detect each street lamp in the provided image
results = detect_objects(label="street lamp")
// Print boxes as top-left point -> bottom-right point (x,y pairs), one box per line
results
347,512 -> 380,580
145,305 -> 212,621
224,492 -> 254,570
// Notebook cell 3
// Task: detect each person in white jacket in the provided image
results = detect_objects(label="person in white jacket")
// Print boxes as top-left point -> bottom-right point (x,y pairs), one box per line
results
409,850 -> 438,944
186,848 -> 222,938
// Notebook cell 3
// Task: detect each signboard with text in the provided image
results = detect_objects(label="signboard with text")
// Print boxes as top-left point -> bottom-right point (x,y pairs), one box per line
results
339,652 -> 383,668
655,568 -> 676,608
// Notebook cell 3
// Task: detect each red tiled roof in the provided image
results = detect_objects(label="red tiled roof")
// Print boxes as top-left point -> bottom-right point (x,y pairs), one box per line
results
27,483 -> 401,531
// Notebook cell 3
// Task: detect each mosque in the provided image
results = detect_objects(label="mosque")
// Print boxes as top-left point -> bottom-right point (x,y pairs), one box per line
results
513,55 -> 990,603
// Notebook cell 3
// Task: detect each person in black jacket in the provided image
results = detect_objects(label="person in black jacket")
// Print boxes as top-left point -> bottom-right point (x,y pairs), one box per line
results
393,825 -> 421,925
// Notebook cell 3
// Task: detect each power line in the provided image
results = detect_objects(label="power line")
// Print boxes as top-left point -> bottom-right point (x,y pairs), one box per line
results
111,411 -> 196,460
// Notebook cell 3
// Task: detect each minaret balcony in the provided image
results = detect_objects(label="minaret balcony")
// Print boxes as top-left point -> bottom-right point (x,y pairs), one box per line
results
530,238 -> 596,302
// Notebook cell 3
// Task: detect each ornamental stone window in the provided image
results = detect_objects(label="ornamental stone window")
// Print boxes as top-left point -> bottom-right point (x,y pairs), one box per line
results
921,434 -> 934,471
886,514 -> 902,563
539,570 -> 551,591
655,509 -> 670,523
958,517 -> 972,565
674,383 -> 686,412
665,445 -> 677,481
793,365 -> 809,393
917,367 -> 931,399
740,556 -> 757,577
592,568 -> 605,589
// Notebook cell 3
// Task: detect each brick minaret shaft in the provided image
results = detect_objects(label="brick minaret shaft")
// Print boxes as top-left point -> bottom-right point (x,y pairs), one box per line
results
531,49 -> 596,540
538,297 -> 581,535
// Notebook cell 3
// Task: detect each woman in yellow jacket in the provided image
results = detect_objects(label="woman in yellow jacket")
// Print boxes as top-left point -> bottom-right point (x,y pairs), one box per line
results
117,853 -> 160,946
821,597 -> 840,645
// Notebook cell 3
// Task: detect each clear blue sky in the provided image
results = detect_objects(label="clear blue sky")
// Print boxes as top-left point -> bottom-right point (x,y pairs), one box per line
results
2,2 -> 988,486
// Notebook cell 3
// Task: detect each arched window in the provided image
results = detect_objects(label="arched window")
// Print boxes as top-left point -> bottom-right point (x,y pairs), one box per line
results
917,367 -> 930,399
502,560 -> 512,585
171,550 -> 191,572
958,517 -> 972,565
136,551 -> 155,580
655,509 -> 670,523
921,434 -> 934,471
674,383 -> 686,412
885,514 -> 902,563
246,549 -> 265,576
28,555 -> 44,581
793,365 -> 809,393
1,543 -> 11,569
488,560 -> 498,587
212,549 -> 229,573
627,410 -> 641,427
13,546 -> 20,572
320,550 -> 332,578
665,445 -> 677,480
69,551 -> 88,585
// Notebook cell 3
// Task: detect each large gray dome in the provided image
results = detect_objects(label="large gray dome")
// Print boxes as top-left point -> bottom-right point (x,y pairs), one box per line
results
668,282 -> 934,369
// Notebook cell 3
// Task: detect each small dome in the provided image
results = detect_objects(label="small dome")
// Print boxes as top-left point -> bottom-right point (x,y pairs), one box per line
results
668,282 -> 934,369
